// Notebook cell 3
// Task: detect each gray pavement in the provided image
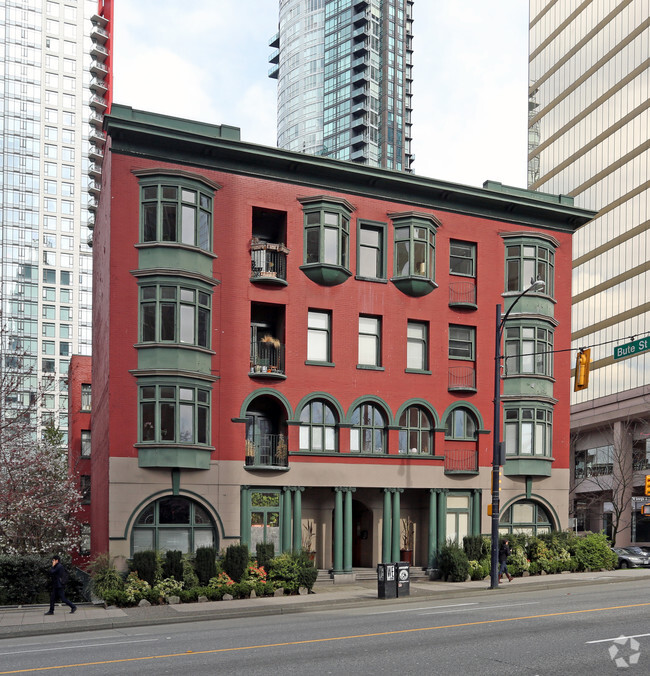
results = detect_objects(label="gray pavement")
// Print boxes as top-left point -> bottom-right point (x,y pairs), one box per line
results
2,567 -> 649,640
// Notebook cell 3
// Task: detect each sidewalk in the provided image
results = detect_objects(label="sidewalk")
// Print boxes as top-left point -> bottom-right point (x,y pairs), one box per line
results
2,568 -> 649,640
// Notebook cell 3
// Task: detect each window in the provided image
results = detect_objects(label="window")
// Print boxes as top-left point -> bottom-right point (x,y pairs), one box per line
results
504,406 -> 552,456
450,240 -> 476,276
80,475 -> 91,504
357,221 -> 385,279
139,384 -> 210,445
42,323 -> 55,337
358,315 -> 381,367
505,238 -> 555,296
80,524 -> 91,557
445,407 -> 478,440
399,405 -> 433,454
42,359 -> 55,374
81,430 -> 91,458
504,325 -> 553,376
43,269 -> 56,283
446,495 -> 471,543
81,384 -> 92,411
351,403 -> 386,454
449,325 -> 475,360
500,500 -> 552,536
392,213 -> 438,279
250,491 -> 280,552
140,178 -> 213,251
140,284 -> 211,348
132,497 -> 216,554
307,310 -> 331,363
299,400 -> 337,452
574,445 -> 613,478
407,321 -> 428,370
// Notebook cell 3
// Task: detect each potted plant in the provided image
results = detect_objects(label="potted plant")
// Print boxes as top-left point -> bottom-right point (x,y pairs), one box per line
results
245,439 -> 255,466
302,520 -> 316,561
400,516 -> 414,565
275,434 -> 288,465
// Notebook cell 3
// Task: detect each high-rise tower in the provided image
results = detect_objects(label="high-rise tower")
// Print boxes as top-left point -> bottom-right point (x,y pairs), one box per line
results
528,0 -> 650,543
0,0 -> 110,443
269,0 -> 413,171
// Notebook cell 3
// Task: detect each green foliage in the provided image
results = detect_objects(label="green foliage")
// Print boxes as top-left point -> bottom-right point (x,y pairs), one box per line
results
88,553 -> 124,599
129,550 -> 159,586
222,543 -> 250,583
463,535 -> 489,561
573,532 -> 617,571
194,546 -> 217,585
0,554 -> 51,604
505,544 -> 530,578
256,542 -> 275,572
467,559 -> 489,581
101,589 -> 131,607
162,550 -> 183,581
438,541 -> 470,582
268,550 -> 318,593
153,577 -> 184,600
182,555 -> 200,588
124,572 -> 151,603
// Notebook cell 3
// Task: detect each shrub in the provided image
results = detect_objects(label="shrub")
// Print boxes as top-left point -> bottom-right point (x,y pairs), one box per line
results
463,535 -> 489,562
194,547 -> 217,585
101,589 -> 131,607
268,550 -> 317,593
0,554 -> 51,605
468,559 -> 489,581
153,576 -> 184,600
162,550 -> 183,581
573,532 -> 617,571
182,555 -> 200,588
124,572 -> 151,603
505,544 -> 530,578
222,543 -> 249,583
256,543 -> 275,572
88,553 -> 124,600
208,571 -> 235,591
130,550 -> 158,586
438,541 -> 470,582
528,560 -> 543,576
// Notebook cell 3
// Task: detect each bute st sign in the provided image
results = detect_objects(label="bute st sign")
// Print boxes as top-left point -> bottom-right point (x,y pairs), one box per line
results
613,337 -> 650,361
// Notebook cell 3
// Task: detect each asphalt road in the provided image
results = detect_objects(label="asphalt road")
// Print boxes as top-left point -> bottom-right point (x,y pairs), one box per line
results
1,581 -> 649,675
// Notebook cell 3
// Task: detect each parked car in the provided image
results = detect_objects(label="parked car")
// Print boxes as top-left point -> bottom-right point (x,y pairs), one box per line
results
612,547 -> 650,568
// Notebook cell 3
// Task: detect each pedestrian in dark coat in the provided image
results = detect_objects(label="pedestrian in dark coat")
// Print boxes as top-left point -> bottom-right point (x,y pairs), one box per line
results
45,555 -> 76,615
498,539 -> 513,582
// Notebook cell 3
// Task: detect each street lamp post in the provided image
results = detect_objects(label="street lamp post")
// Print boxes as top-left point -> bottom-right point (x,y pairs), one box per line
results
490,279 -> 545,589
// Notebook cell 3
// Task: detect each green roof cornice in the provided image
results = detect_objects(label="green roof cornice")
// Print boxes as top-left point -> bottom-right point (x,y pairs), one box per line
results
105,105 -> 596,233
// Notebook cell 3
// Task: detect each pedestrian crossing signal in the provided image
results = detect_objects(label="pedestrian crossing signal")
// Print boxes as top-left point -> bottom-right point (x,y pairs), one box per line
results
645,474 -> 650,496
574,349 -> 591,392
642,503 -> 650,516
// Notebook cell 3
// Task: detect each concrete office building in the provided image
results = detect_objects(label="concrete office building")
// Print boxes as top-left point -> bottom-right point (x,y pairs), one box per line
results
528,0 -> 650,543
0,0 -> 111,442
269,0 -> 413,171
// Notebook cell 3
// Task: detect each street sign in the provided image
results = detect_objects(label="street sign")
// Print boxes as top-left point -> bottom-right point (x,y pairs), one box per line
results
613,337 -> 650,361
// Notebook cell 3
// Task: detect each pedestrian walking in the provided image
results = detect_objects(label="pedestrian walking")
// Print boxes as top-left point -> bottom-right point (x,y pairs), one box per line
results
498,539 -> 513,582
45,555 -> 76,615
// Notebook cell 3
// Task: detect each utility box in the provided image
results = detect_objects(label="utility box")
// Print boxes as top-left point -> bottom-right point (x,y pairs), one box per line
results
377,562 -> 397,599
396,561 -> 410,597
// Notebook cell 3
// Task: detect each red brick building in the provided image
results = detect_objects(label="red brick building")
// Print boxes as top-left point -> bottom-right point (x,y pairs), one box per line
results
83,105 -> 593,572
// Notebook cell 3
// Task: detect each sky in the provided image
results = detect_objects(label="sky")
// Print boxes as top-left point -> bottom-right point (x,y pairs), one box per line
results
113,1 -> 530,189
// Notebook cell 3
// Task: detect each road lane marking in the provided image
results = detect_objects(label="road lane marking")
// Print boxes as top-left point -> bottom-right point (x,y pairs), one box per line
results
2,601 -> 650,674
587,632 -> 650,644
374,602 -> 478,614
0,639 -> 159,657
420,601 -> 540,615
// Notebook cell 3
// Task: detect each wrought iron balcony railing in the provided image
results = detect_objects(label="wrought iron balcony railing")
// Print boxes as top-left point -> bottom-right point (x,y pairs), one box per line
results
444,448 -> 478,473
250,338 -> 285,376
245,434 -> 288,468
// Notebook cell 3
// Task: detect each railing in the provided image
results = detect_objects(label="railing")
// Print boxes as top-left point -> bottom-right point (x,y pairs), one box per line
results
245,434 -> 288,468
250,339 -> 285,375
251,245 -> 287,281
449,281 -> 477,306
448,365 -> 476,391
445,449 -> 478,473
574,465 -> 614,478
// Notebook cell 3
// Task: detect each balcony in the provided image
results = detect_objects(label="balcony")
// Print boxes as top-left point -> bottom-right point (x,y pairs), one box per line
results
88,145 -> 104,163
449,281 -> 477,308
268,63 -> 279,79
250,241 -> 288,284
245,434 -> 288,469
90,23 -> 109,43
448,365 -> 476,392
89,129 -> 106,146
88,180 -> 101,197
89,111 -> 104,129
89,76 -> 108,96
90,60 -> 109,77
90,42 -> 109,60
89,94 -> 108,112
88,162 -> 102,179
250,337 -> 286,378
445,449 -> 478,473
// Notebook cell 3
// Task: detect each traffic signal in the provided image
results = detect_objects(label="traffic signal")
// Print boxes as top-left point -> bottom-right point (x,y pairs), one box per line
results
574,349 -> 591,392
645,474 -> 650,496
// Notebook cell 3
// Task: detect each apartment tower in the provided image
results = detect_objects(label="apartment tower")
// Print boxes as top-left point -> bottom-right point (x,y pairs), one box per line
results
269,0 -> 413,171
528,0 -> 650,543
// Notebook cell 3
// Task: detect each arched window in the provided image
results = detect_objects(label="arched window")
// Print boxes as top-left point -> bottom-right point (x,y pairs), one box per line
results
351,403 -> 386,454
132,496 -> 216,554
445,407 -> 478,440
398,405 -> 433,454
299,399 -> 338,452
500,500 -> 553,535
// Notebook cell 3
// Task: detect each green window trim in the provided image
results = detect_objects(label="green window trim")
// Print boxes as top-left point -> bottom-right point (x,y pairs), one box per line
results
502,234 -> 557,297
307,309 -> 332,364
350,402 -> 387,454
407,320 -> 428,371
139,281 -> 211,348
449,240 -> 476,277
504,322 -> 554,377
138,174 -> 215,252
445,407 -> 478,441
503,404 -> 553,457
398,405 -> 434,455
449,324 -> 475,361
358,314 -> 381,367
299,399 -> 338,452
356,219 -> 387,280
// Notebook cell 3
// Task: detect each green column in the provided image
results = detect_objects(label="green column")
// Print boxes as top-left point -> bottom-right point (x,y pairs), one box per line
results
282,487 -> 292,553
428,489 -> 437,568
343,488 -> 353,573
240,486 -> 250,548
333,488 -> 343,573
292,488 -> 303,552
392,489 -> 401,562
472,489 -> 481,535
382,489 -> 392,563
437,489 -> 446,554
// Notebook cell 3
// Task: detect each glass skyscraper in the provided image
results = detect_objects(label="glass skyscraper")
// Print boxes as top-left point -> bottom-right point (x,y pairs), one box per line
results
0,0 -> 107,443
528,0 -> 650,544
269,0 -> 413,171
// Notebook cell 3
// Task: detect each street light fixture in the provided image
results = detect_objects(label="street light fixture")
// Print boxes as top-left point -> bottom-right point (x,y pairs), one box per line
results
490,278 -> 545,589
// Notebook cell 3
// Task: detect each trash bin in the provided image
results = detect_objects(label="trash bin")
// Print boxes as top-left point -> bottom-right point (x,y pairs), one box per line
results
377,562 -> 397,599
396,561 -> 410,597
